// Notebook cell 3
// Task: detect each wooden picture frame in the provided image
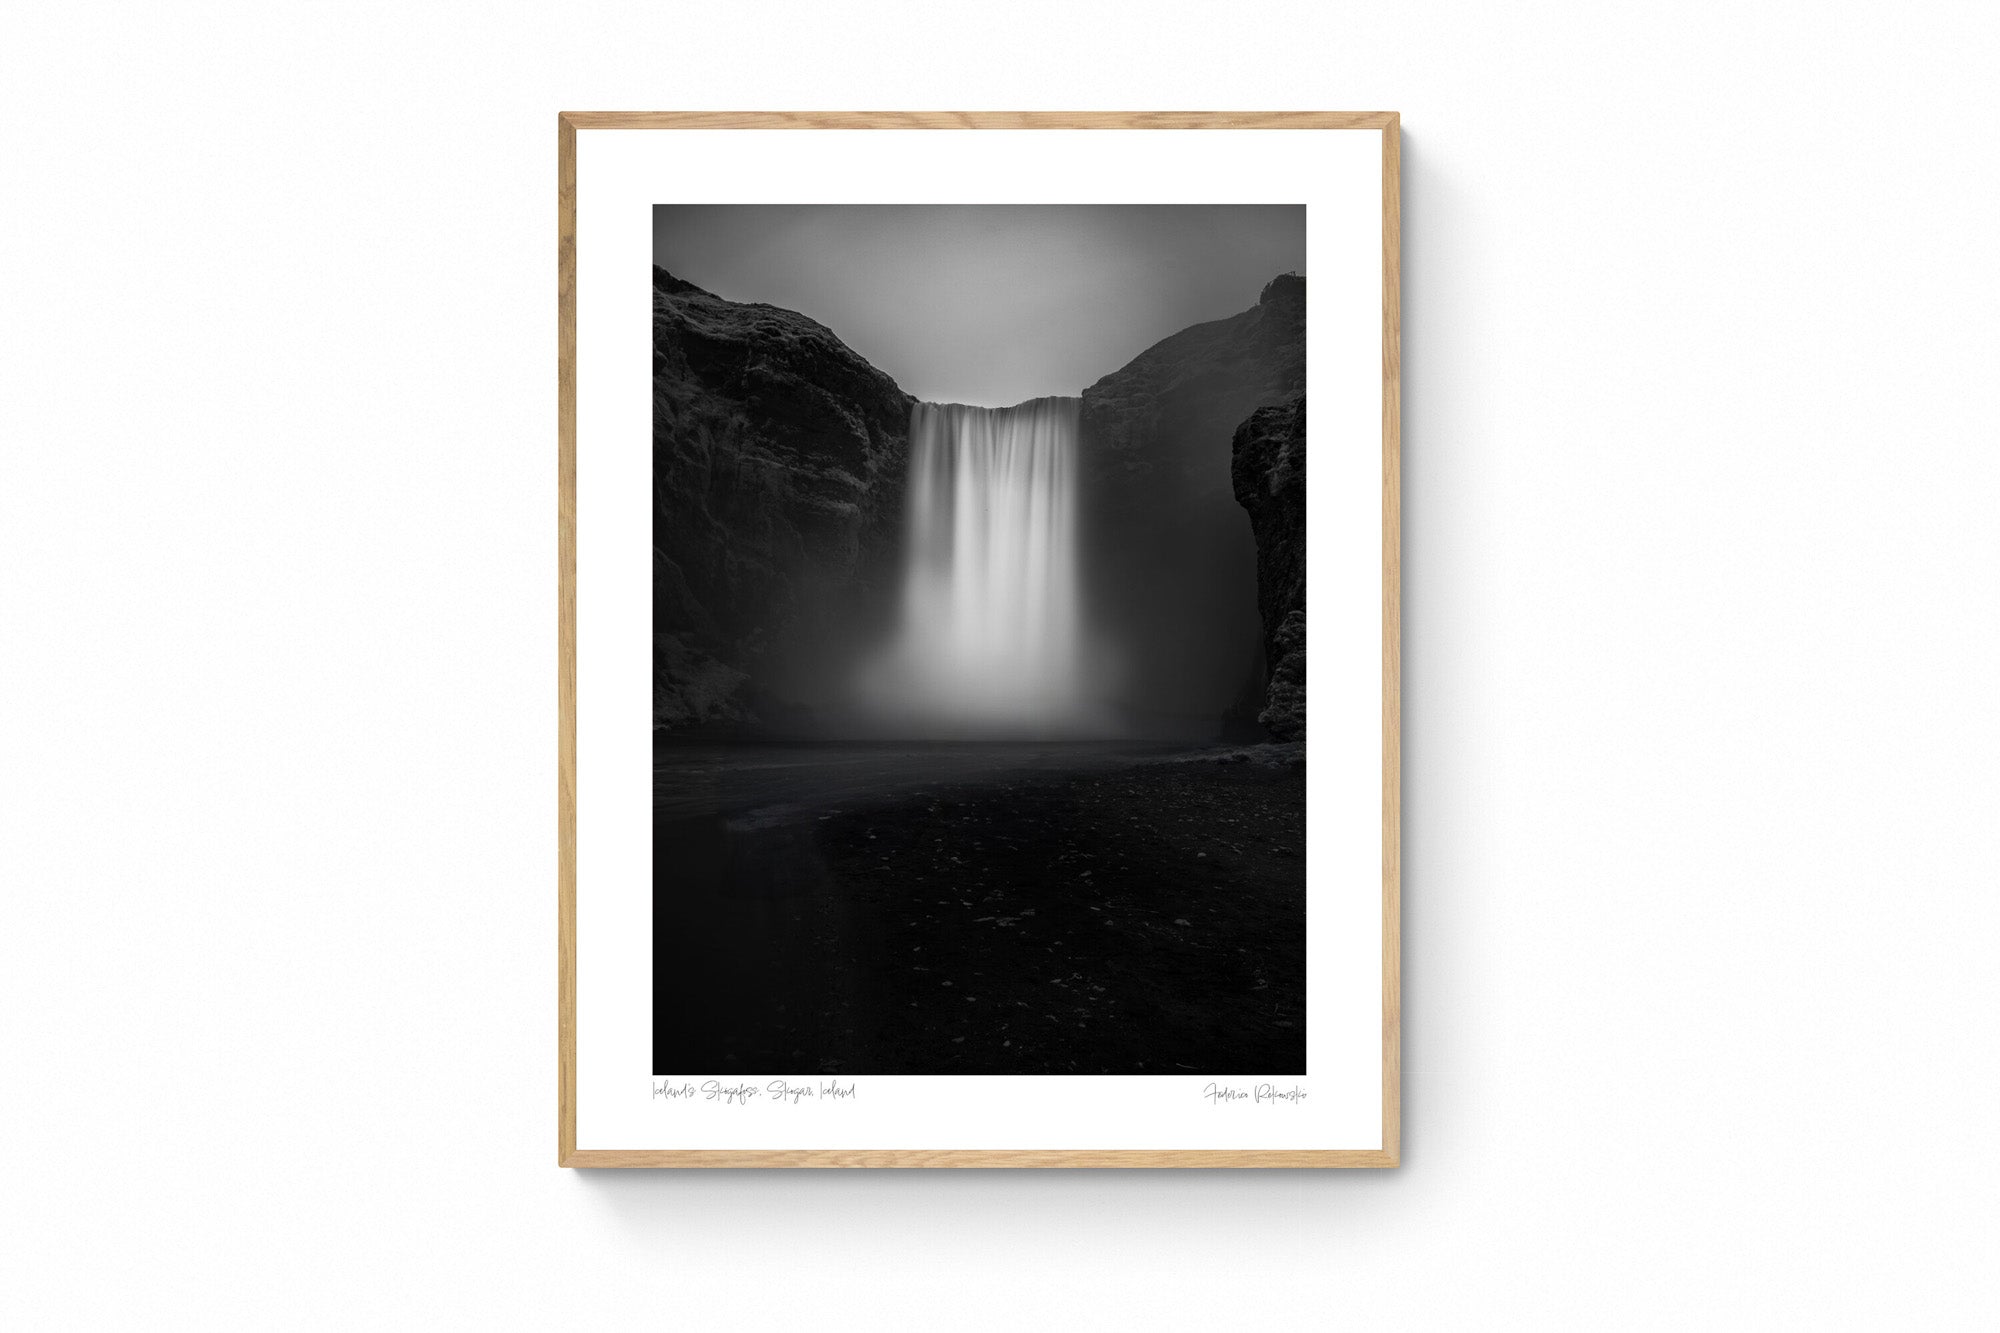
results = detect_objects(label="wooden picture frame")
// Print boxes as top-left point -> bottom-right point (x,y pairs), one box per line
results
559,111 -> 1400,1167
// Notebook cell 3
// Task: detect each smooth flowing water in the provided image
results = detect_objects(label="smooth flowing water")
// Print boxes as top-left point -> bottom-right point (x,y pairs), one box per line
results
863,397 -> 1094,734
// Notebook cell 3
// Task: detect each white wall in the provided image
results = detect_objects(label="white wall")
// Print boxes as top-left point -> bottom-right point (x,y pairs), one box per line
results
4,2 -> 1997,1326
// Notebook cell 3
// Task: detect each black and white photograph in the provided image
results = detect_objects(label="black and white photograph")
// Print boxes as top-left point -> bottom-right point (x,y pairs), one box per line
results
650,204 -> 1313,1076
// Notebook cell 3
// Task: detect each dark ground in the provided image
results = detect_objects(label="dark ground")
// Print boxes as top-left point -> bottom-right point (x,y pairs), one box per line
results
652,741 -> 1305,1075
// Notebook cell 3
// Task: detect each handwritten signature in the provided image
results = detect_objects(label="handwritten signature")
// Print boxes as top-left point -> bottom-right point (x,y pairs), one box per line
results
1203,1082 -> 1308,1105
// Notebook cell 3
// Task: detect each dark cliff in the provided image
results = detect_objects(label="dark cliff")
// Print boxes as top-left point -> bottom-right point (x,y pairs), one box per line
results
1078,274 -> 1306,727
1230,397 -> 1307,740
652,266 -> 914,727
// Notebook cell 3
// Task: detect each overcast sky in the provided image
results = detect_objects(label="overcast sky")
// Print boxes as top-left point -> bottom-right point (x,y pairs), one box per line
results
653,205 -> 1304,406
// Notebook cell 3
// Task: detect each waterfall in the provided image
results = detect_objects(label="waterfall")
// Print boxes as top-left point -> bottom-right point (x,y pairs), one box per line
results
863,397 -> 1094,734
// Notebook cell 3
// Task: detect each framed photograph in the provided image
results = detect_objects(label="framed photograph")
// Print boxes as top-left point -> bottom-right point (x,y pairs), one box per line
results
559,111 -> 1400,1166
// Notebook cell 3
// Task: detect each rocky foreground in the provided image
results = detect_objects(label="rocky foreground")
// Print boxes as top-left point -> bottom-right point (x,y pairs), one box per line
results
652,749 -> 1306,1075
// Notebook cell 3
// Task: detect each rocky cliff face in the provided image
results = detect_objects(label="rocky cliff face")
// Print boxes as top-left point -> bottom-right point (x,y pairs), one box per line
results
1230,397 -> 1307,741
1078,274 -> 1306,727
652,267 -> 914,728
1080,274 -> 1304,483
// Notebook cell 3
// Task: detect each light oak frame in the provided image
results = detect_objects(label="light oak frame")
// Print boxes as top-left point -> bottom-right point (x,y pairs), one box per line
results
558,111 -> 1401,1167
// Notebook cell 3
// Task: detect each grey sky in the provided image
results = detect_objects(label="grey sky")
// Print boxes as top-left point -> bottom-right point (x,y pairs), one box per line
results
653,205 -> 1305,406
